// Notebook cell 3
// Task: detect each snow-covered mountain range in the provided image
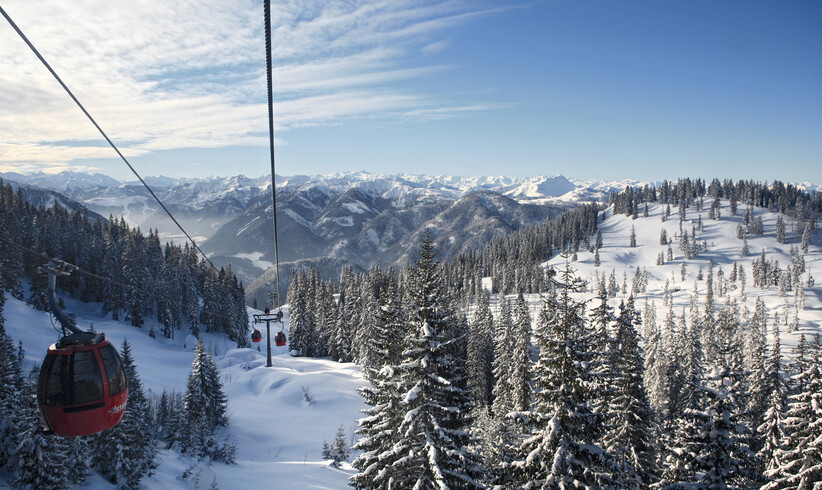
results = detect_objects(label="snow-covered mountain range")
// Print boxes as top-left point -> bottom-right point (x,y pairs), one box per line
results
0,171 -> 639,285
6,170 -> 819,289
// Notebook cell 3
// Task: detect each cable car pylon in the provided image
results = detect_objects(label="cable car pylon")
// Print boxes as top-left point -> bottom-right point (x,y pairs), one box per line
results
253,307 -> 284,368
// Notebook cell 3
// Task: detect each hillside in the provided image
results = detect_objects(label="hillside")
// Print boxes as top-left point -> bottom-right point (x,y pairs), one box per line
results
1,171 -> 635,287
0,190 -> 820,489
2,295 -> 364,489
545,199 -> 819,354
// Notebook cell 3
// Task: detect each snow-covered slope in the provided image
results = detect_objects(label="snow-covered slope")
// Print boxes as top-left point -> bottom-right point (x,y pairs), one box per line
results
2,192 -> 820,489
543,200 -> 821,353
2,295 -> 365,489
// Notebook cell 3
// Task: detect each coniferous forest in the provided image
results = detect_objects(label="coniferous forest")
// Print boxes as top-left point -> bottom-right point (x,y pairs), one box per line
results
0,180 -> 238,488
1,176 -> 821,488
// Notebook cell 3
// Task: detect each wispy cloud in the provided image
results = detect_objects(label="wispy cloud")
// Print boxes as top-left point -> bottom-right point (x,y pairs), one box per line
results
0,0 -> 498,171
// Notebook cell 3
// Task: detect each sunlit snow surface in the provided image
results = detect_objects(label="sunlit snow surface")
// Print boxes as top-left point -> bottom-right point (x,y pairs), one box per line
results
3,298 -> 366,489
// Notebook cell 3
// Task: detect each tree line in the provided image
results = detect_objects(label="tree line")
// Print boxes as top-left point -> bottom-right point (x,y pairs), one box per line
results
0,180 -> 248,343
0,289 -> 233,488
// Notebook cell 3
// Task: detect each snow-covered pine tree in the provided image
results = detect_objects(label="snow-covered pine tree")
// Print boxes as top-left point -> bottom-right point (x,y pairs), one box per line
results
658,305 -> 704,487
603,297 -> 657,488
27,251 -> 50,311
182,244 -> 201,337
14,375 -> 73,490
644,320 -> 669,419
758,323 -> 789,480
491,297 -> 515,416
351,273 -> 407,489
673,303 -> 760,488
0,203 -> 24,299
467,289 -> 494,408
332,267 -> 356,362
511,255 -> 616,488
0,301 -> 23,472
352,271 -> 380,365
801,222 -> 811,253
763,345 -> 822,489
776,216 -> 786,244
91,340 -> 157,489
469,406 -> 519,488
746,298 -> 770,435
123,233 -> 150,327
391,237 -> 483,489
323,423 -> 350,467
589,280 -> 616,419
510,293 -> 533,413
287,270 -> 311,356
181,339 -> 231,460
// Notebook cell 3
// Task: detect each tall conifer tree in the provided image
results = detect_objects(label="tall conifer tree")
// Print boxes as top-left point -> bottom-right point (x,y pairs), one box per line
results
391,237 -> 483,489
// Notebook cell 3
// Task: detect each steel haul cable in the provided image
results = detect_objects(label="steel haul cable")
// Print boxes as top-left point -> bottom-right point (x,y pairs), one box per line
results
0,5 -> 217,273
263,0 -> 282,310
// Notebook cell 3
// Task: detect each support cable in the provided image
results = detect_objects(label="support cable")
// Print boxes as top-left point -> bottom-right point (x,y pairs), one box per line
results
0,235 -> 247,330
0,5 -> 217,272
263,0 -> 282,310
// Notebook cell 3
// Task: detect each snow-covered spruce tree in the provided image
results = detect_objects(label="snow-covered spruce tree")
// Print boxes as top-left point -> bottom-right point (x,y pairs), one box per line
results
0,204 -> 25,299
0,301 -> 23,472
353,271 -> 380,365
91,340 -> 157,489
331,267 -> 356,362
644,319 -> 670,420
776,216 -> 786,244
390,237 -> 484,489
603,297 -> 657,488
757,323 -> 789,480
351,273 -> 407,489
181,339 -> 234,462
745,297 -> 770,441
469,405 -> 520,488
323,423 -> 350,468
510,293 -> 533,413
14,374 -> 74,489
658,308 -> 703,487
666,303 -> 760,489
763,348 -> 822,489
491,297 -> 515,416
27,251 -> 50,311
589,281 -> 616,417
287,269 -> 310,356
123,233 -> 150,327
511,255 -> 616,488
467,288 -> 494,408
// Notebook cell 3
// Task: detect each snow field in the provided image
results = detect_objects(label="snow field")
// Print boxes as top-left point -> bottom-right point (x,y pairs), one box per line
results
3,295 -> 367,489
546,201 -> 821,353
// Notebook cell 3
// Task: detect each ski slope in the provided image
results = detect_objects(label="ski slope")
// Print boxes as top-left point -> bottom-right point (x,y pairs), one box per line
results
2,296 -> 366,489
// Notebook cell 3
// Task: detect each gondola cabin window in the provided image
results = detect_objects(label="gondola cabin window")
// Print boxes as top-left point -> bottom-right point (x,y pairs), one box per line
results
42,350 -> 104,406
100,343 -> 127,396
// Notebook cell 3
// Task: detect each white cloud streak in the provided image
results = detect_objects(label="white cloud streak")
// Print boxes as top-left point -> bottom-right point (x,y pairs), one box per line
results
0,0 -> 497,170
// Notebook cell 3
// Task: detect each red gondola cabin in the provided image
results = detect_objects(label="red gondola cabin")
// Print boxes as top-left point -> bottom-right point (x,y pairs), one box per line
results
275,331 -> 286,346
37,332 -> 128,437
251,329 -> 262,342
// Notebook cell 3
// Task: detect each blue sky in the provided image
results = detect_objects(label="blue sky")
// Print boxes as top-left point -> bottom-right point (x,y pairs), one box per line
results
1,0 -> 820,183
